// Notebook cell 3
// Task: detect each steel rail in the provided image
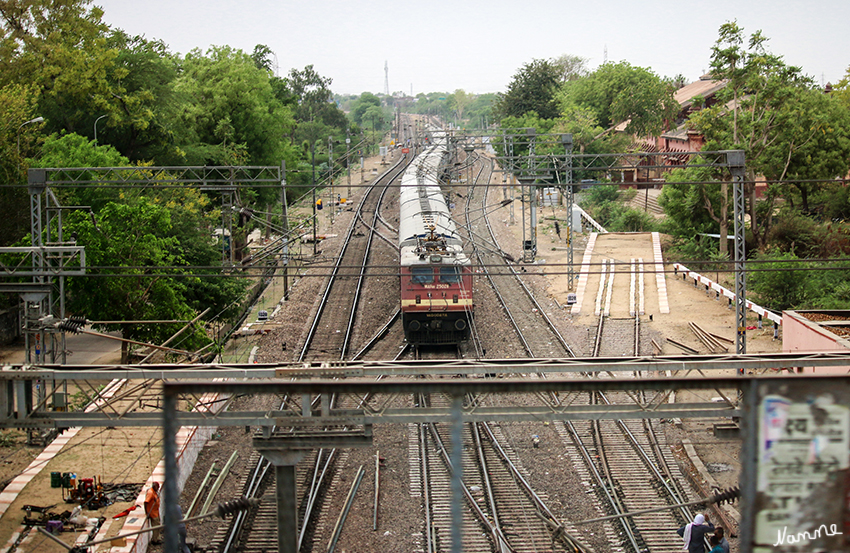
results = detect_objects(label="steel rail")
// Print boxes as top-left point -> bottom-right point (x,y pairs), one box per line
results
470,415 -> 504,536
475,155 -> 574,358
426,420 -> 514,552
298,155 -> 407,361
599,391 -> 694,524
350,309 -> 401,361
479,421 -> 591,553
341,159 -> 407,359
564,417 -> 642,552
459,151 -> 490,357
419,412 -> 436,553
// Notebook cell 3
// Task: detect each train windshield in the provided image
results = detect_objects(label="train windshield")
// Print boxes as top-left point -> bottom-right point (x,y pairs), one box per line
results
439,266 -> 460,283
411,266 -> 433,284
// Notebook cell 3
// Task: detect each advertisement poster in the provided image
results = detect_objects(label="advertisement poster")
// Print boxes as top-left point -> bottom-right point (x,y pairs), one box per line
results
755,392 -> 849,551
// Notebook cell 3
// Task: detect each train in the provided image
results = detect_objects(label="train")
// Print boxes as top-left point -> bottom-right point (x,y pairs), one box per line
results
399,127 -> 473,345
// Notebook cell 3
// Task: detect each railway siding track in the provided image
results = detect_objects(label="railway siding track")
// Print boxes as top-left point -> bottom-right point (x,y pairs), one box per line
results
299,155 -> 409,362
561,270 -> 699,553
413,390 -> 587,553
462,154 -> 573,359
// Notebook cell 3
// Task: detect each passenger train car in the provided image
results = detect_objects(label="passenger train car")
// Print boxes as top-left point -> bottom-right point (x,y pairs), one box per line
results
399,128 -> 473,344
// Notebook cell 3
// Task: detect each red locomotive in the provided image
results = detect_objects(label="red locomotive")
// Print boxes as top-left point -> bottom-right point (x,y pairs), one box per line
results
399,129 -> 473,344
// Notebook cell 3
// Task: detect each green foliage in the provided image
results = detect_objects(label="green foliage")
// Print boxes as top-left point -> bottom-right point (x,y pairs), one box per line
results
578,184 -> 659,232
0,0 -> 116,134
690,22 -> 850,249
34,132 -> 129,209
285,65 -> 348,132
747,249 -> 810,310
746,248 -> 850,311
657,164 -> 726,236
64,199 -> 191,343
834,65 -> 850,109
583,184 -> 620,205
765,211 -> 820,257
813,182 -> 850,222
61,190 -> 245,348
551,54 -> 589,82
32,133 -> 247,341
447,89 -> 471,122
494,58 -> 561,120
0,83 -> 42,245
173,46 -> 295,167
362,105 -> 386,132
350,92 -> 382,126
664,234 -> 719,263
101,30 -> 181,163
610,207 -> 658,232
559,61 -> 678,135
465,93 -> 496,127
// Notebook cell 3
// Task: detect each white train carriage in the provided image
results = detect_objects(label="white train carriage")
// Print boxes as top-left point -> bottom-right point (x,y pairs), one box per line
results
398,129 -> 473,344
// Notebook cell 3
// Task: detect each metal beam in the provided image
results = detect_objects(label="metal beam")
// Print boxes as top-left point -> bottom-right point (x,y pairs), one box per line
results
727,150 -> 748,354
37,165 -> 281,186
4,351 -> 849,380
3,355 -> 847,428
24,401 -> 738,428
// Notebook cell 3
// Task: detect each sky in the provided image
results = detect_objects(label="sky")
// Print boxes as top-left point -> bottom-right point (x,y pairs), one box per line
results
95,0 -> 850,96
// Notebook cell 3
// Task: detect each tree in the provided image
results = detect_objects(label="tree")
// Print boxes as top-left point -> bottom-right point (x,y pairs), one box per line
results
362,105 -> 385,132
559,61 -> 678,136
33,133 -> 247,358
350,92 -> 382,126
251,44 -> 275,73
493,58 -> 561,120
0,0 -> 116,135
285,64 -> 348,131
63,199 -> 200,361
834,65 -> 850,108
658,163 -> 730,245
466,93 -> 497,127
173,46 -> 295,166
690,22 -> 850,250
99,30 -> 181,163
447,89 -> 471,122
551,54 -> 589,83
760,87 -> 850,213
0,83 -> 41,245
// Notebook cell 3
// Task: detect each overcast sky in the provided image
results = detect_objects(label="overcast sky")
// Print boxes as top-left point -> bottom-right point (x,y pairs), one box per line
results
95,0 -> 849,96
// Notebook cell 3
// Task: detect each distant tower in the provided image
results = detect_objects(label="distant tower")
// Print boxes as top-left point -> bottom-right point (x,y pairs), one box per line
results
603,45 -> 608,64
384,61 -> 389,96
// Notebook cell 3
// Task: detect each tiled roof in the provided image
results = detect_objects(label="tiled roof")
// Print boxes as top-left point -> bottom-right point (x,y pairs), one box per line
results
674,76 -> 728,107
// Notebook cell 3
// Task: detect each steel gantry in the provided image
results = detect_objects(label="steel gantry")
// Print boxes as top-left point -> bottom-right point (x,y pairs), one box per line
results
2,352 -> 850,429
453,129 -> 750,352
156,372 -> 850,553
2,166 -> 285,364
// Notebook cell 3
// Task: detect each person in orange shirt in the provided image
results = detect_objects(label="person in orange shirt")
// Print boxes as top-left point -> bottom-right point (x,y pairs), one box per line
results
144,481 -> 161,543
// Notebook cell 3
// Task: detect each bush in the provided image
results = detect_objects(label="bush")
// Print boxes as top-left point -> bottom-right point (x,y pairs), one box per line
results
582,184 -> 620,205
747,249 -> 809,311
767,211 -> 820,256
610,207 -> 658,232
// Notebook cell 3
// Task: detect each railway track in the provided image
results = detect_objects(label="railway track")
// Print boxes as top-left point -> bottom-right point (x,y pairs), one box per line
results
562,271 -> 698,553
462,152 -> 573,359
468,162 -> 700,552
414,392 -> 585,553
298,150 -> 409,362
205,129 -> 694,553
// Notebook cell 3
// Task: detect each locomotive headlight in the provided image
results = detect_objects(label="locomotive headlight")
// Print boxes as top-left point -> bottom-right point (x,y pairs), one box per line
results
430,255 -> 442,263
